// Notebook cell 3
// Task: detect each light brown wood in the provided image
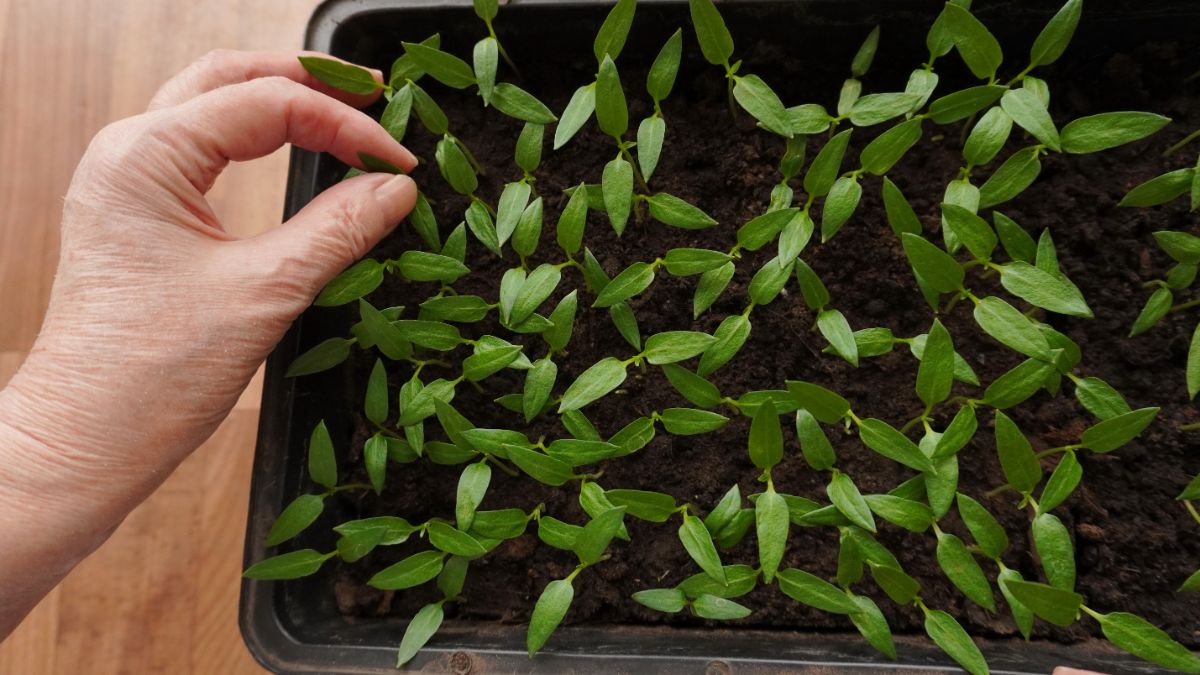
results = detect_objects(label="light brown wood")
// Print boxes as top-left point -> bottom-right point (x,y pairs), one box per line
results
0,0 -> 327,671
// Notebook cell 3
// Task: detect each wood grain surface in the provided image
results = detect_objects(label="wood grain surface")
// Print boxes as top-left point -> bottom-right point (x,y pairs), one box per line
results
0,0 -> 326,671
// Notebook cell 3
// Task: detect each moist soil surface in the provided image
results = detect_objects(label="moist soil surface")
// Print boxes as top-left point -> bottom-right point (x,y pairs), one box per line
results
311,7 -> 1200,650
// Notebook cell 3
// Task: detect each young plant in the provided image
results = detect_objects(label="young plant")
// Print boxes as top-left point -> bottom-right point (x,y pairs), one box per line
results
246,1 -> 1199,671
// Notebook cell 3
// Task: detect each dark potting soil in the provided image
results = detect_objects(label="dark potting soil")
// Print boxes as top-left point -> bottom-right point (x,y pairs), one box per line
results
312,6 -> 1200,650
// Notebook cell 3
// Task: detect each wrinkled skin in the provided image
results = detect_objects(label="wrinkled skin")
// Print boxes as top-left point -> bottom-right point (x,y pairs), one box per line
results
0,50 -> 417,637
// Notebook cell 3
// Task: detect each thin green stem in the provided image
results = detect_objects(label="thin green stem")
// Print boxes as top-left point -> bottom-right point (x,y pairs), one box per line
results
1168,297 -> 1200,314
1181,422 -> 1200,432
1184,500 -> 1200,528
1163,128 -> 1200,157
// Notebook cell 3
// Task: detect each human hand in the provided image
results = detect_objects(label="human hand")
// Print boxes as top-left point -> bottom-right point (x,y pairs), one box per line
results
0,49 -> 415,548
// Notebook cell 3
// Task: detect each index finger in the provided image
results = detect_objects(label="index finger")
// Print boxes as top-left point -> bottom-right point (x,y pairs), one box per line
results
148,49 -> 385,111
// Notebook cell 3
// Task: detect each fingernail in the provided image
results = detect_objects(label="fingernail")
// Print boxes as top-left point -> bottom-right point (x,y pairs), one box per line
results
376,173 -> 415,202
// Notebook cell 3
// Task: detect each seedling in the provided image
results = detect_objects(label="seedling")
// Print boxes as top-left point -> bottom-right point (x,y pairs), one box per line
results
253,1 -> 1199,672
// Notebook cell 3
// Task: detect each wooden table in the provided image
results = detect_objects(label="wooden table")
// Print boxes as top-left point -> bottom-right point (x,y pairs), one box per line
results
0,1 -> 326,671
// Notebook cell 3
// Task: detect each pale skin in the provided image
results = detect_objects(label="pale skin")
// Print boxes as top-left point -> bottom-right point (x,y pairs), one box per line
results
0,49 -> 417,638
0,50 -> 1120,674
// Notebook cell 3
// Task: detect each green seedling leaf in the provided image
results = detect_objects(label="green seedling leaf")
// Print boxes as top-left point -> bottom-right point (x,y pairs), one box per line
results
1190,325 -> 1200,400
664,248 -> 734,276
979,146 -> 1042,208
692,594 -> 751,620
704,484 -> 742,535
817,309 -> 859,366
559,357 -> 628,412
662,363 -> 721,408
1030,0 -> 1082,66
648,28 -> 683,102
858,418 -> 935,473
917,319 -> 955,407
637,116 -> 667,182
409,82 -> 449,135
749,256 -> 795,306
491,83 -> 557,124
1096,612 -> 1200,673
427,520 -> 487,558
697,314 -> 751,376
298,56 -> 381,95
795,409 -> 836,471
602,157 -> 635,235
316,259 -> 384,307
506,445 -> 575,486
787,103 -> 833,135
850,595 -> 897,659
901,233 -> 964,293
994,411 -> 1041,494
596,55 -> 629,138
646,193 -> 718,229
658,408 -> 729,435
1001,88 -> 1060,151
1079,407 -> 1159,453
881,178 -> 922,236
1061,112 -> 1170,154
397,250 -> 469,284
828,472 -> 875,533
793,259 -> 829,310
363,433 -> 388,494
1032,512 -> 1075,590
973,296 -> 1052,360
688,0 -> 734,66
528,579 -> 573,656
1040,450 -> 1082,512
804,129 -> 853,198
693,262 -> 735,319
594,261 -> 654,308
474,38 -> 498,103
869,561 -> 921,605
1120,168 -> 1195,207
574,506 -> 627,565
928,85 -> 1006,124
435,137 -> 478,196
244,549 -> 332,580
556,185 -> 589,256
864,495 -> 934,533
593,0 -> 636,62
678,564 -> 758,599
369,550 -> 445,590
680,514 -> 726,584
609,302 -> 641,350
786,380 -> 850,424
307,421 -> 338,490
944,3 -> 1003,80
849,93 -> 922,127
495,182 -> 532,246
406,192 -> 441,252
266,494 -> 325,546
956,493 -> 1009,559
1004,579 -> 1081,627
396,603 -> 444,668
287,337 -> 355,377
734,74 -> 792,137
510,263 -> 561,325
861,118 -> 923,175
605,489 -> 677,522
777,568 -> 859,614
924,608 -> 990,675
1130,286 -> 1172,336
748,400 -> 783,470
403,42 -> 475,89
633,588 -> 687,613
554,84 -> 596,150
455,462 -> 491,532
851,25 -> 881,77
964,106 -> 1013,167
821,176 -> 863,242
755,488 -> 789,582
941,203 -> 996,261
1000,261 -> 1092,317
984,358 -> 1057,409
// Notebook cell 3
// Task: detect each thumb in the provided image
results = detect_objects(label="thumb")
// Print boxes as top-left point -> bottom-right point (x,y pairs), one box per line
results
246,172 -> 418,294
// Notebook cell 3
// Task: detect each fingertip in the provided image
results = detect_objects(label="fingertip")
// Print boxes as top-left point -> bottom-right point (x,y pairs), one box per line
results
375,174 -> 418,215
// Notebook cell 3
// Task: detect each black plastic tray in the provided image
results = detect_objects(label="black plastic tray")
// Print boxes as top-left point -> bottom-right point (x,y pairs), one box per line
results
240,0 -> 1198,672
